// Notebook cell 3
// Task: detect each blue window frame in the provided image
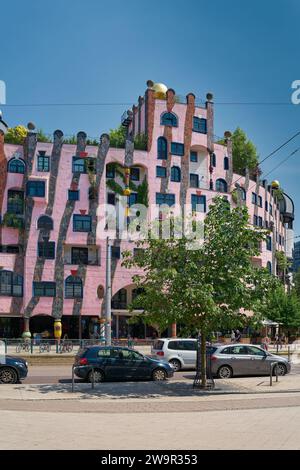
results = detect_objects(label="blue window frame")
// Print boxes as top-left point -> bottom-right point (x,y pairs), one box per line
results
0,270 -> 23,297
7,158 -> 25,174
190,173 -> 199,188
7,190 -> 24,214
157,137 -> 168,159
171,142 -> 184,156
68,189 -> 79,201
37,151 -> 50,172
156,166 -> 166,178
210,153 -> 216,167
216,178 -> 228,193
156,193 -> 175,207
191,194 -> 206,213
72,156 -> 86,173
171,166 -> 181,182
33,281 -> 56,297
190,151 -> 198,162
130,168 -> 140,181
161,112 -> 178,127
224,157 -> 229,170
266,236 -> 272,251
106,164 -> 115,178
26,180 -> 45,197
73,214 -> 91,232
111,246 -> 121,259
38,241 -> 55,259
193,117 -> 207,134
65,276 -> 83,299
128,193 -> 138,206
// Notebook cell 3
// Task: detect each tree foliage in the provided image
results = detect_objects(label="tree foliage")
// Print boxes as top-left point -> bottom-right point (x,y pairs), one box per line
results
261,284 -> 300,330
123,197 -> 276,386
232,127 -> 259,174
4,125 -> 27,144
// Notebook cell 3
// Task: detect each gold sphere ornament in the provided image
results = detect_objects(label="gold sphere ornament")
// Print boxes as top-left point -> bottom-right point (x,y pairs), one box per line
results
123,188 -> 131,196
271,180 -> 280,189
151,82 -> 168,99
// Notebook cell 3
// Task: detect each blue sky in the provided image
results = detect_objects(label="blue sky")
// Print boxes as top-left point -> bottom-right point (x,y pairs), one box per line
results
1,0 -> 300,233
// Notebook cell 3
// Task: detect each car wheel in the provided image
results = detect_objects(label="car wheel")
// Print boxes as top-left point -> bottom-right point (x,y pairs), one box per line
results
169,359 -> 181,372
0,367 -> 18,384
88,369 -> 104,383
275,363 -> 287,376
217,365 -> 233,379
152,368 -> 167,381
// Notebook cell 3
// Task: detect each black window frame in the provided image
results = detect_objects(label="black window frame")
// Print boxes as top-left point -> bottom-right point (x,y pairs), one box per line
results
37,215 -> 53,231
190,151 -> 198,162
0,270 -> 23,297
190,173 -> 199,188
156,193 -> 176,207
130,168 -> 140,181
156,166 -> 166,178
191,194 -> 206,213
26,180 -> 45,197
68,189 -> 80,201
37,151 -> 50,172
171,142 -> 184,156
7,190 -> 24,215
192,117 -> 207,134
38,241 -> 55,259
71,247 -> 89,265
73,214 -> 92,232
65,275 -> 83,299
7,158 -> 25,174
33,281 -> 56,297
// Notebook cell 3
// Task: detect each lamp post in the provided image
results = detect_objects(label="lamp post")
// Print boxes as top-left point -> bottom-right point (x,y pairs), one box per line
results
105,236 -> 112,346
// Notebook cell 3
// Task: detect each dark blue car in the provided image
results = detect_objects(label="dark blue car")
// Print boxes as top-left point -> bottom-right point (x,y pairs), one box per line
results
74,346 -> 174,382
0,356 -> 28,384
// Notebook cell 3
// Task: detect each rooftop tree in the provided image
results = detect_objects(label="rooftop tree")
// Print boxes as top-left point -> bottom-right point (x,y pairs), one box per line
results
123,197 -> 276,388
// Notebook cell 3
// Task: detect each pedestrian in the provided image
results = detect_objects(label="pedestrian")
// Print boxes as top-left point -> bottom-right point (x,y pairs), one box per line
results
235,329 -> 242,343
230,330 -> 235,342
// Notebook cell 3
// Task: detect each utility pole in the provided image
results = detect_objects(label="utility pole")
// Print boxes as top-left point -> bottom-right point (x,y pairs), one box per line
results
105,236 -> 112,345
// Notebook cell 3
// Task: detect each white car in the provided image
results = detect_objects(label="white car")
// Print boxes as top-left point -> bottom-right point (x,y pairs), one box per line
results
151,338 -> 198,371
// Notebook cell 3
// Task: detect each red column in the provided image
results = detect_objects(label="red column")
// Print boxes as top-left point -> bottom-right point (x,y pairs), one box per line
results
171,323 -> 177,338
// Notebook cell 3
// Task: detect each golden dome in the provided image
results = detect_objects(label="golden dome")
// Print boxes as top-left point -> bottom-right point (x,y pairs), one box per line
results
152,82 -> 168,99
271,180 -> 280,189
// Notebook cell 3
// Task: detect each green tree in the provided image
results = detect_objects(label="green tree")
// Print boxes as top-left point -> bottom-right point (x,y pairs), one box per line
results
261,284 -> 300,330
231,127 -> 259,174
109,125 -> 126,148
4,125 -> 27,144
123,197 -> 275,387
294,268 -> 300,299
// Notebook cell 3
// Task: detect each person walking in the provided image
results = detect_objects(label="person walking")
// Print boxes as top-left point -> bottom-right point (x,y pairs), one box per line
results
231,330 -> 236,342
235,329 -> 242,343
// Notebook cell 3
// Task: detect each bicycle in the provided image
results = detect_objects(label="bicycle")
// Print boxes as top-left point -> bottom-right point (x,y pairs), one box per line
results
39,342 -> 51,353
59,341 -> 73,353
16,342 -> 30,353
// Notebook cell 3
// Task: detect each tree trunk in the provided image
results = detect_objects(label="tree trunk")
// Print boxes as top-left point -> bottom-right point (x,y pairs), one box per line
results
200,329 -> 207,388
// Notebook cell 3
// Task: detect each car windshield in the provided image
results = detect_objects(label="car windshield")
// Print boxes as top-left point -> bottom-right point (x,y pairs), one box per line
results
153,340 -> 164,350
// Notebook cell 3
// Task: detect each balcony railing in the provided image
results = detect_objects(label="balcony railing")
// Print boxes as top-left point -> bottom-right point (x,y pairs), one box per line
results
175,95 -> 206,108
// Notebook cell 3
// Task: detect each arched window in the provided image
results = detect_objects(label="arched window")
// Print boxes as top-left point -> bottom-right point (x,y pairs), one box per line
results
65,276 -> 83,299
224,157 -> 229,170
111,288 -> 127,309
0,270 -> 23,297
37,215 -> 53,231
157,137 -> 168,160
171,166 -> 181,182
216,178 -> 228,193
266,261 -> 272,274
210,153 -> 216,167
7,158 -> 25,174
160,112 -> 178,127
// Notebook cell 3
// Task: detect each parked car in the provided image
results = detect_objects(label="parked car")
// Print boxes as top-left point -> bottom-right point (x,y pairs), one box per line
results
151,339 -> 291,377
73,346 -> 174,382
151,338 -> 201,371
210,344 -> 291,378
0,356 -> 28,384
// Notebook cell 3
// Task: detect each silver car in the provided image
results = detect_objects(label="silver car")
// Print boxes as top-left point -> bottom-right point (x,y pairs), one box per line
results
151,339 -> 291,377
211,344 -> 291,378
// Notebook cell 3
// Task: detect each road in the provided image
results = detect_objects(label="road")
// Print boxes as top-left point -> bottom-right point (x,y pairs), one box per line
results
21,363 -> 300,384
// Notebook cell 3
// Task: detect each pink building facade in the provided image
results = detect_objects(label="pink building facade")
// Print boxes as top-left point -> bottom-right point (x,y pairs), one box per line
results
0,81 -> 295,339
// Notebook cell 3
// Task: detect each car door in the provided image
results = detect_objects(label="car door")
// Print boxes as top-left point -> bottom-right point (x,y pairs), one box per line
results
228,345 -> 253,376
128,351 -> 150,379
106,349 -> 140,379
245,346 -> 269,375
176,341 -> 197,367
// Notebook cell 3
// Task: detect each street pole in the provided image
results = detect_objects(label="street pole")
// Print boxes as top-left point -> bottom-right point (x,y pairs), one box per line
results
105,236 -> 112,346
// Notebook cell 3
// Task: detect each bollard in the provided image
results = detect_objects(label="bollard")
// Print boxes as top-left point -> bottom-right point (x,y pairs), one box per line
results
71,365 -> 75,393
288,346 -> 291,362
30,339 -> 33,354
91,365 -> 95,390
